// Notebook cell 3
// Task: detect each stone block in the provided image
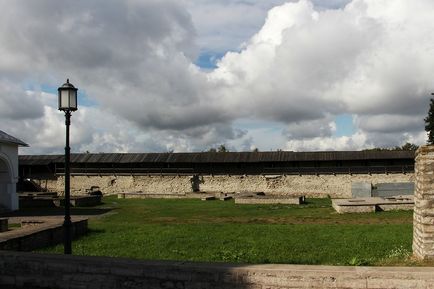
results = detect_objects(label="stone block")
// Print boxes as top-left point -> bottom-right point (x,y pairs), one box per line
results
0,218 -> 8,232
235,196 -> 303,205
332,202 -> 376,214
377,204 -> 414,211
373,182 -> 414,197
351,182 -> 371,198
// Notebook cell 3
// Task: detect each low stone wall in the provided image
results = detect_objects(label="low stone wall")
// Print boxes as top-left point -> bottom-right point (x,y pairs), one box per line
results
32,173 -> 414,199
1,251 -> 434,289
0,219 -> 88,251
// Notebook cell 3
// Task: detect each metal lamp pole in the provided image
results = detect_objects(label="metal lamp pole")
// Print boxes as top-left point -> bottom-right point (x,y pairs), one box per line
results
58,79 -> 78,255
64,110 -> 72,254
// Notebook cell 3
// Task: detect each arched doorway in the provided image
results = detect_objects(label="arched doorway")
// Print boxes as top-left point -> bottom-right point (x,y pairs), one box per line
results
0,156 -> 17,211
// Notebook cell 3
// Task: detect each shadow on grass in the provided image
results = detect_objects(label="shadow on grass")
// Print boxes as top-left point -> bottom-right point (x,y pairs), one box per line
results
82,228 -> 106,236
0,207 -> 113,218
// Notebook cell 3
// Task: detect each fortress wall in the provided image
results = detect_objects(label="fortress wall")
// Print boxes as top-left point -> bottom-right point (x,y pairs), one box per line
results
41,175 -> 192,196
200,173 -> 414,198
32,172 -> 414,198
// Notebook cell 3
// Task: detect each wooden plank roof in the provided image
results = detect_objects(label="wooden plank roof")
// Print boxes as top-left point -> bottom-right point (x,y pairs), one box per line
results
19,150 -> 415,165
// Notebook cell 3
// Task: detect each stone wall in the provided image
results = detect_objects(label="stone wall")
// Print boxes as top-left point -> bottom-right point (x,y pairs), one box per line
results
413,146 -> 434,260
201,174 -> 414,198
34,175 -> 192,197
32,173 -> 414,198
1,251 -> 434,289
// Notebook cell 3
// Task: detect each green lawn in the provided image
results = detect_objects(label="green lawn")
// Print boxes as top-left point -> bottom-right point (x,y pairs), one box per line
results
38,196 -> 416,265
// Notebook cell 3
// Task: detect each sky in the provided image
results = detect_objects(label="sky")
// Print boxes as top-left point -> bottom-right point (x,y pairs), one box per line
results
0,0 -> 432,154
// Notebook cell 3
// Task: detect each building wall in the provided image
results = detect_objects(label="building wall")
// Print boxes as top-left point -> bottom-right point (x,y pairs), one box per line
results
0,143 -> 19,210
34,172 -> 414,198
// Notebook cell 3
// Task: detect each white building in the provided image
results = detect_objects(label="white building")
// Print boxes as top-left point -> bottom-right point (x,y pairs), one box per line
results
0,130 -> 27,211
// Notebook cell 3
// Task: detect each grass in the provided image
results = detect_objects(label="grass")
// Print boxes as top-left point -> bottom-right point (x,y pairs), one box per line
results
37,196 -> 421,265
7,223 -> 21,229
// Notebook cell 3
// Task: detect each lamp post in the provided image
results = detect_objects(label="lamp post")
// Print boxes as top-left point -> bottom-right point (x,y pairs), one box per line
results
58,79 -> 78,255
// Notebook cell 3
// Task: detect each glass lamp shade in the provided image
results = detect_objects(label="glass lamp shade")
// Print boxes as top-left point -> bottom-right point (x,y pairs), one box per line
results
58,79 -> 78,111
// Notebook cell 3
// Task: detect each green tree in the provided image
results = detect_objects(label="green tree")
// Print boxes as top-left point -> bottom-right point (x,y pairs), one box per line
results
425,98 -> 434,144
207,145 -> 229,152
217,144 -> 228,152
400,142 -> 419,151
362,142 -> 419,151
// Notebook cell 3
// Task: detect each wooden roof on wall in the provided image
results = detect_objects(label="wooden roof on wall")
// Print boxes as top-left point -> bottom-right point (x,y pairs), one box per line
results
19,151 -> 415,166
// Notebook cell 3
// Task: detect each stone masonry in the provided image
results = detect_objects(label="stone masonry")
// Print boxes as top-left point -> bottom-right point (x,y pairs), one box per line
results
1,251 -> 434,289
413,146 -> 434,260
32,172 -> 414,198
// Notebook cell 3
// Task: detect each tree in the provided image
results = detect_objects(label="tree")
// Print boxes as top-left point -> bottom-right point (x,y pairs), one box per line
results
400,142 -> 419,151
207,145 -> 228,152
217,144 -> 228,152
425,97 -> 434,144
362,142 -> 419,151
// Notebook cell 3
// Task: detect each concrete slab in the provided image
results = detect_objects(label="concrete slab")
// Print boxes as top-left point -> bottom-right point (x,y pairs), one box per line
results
235,196 -> 304,205
332,196 -> 414,214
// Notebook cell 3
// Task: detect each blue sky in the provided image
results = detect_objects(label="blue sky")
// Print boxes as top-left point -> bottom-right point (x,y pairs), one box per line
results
195,51 -> 225,69
334,114 -> 355,137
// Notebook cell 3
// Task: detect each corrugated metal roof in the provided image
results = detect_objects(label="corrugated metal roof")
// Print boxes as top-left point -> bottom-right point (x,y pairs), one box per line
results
18,150 -> 415,165
0,130 -> 28,146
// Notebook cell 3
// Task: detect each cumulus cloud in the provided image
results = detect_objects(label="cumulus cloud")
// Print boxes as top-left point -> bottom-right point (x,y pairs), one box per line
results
0,81 -> 44,120
284,117 -> 336,139
285,132 -> 367,151
208,0 -> 432,148
1,0 -> 432,153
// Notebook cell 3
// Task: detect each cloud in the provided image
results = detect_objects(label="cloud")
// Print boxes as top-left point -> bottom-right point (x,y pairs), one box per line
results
207,0 -> 432,149
285,132 -> 367,151
0,81 -> 44,120
1,0 -> 433,154
284,117 -> 336,139
356,114 -> 424,134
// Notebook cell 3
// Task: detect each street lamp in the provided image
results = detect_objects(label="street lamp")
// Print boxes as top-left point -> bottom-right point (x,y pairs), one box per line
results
58,79 -> 78,255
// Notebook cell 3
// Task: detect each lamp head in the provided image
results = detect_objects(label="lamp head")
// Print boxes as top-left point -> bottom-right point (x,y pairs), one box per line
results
58,79 -> 78,111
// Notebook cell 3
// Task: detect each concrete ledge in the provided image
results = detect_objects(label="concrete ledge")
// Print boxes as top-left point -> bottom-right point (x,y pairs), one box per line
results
0,218 -> 8,232
235,195 -> 304,205
18,197 -> 55,208
0,218 -> 88,251
53,195 -> 102,207
117,192 -> 202,199
0,251 -> 434,289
